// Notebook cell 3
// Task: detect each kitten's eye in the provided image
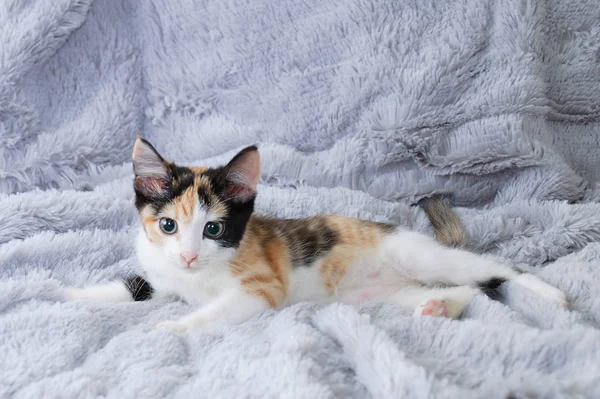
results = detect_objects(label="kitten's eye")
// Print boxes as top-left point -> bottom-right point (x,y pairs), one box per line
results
159,218 -> 177,234
204,221 -> 224,239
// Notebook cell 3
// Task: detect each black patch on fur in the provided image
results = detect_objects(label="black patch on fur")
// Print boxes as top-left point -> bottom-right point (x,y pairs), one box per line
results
170,166 -> 196,198
291,224 -> 338,267
197,189 -> 212,208
124,275 -> 154,301
215,195 -> 256,248
201,167 -> 255,249
248,217 -> 340,267
478,277 -> 507,301
278,218 -> 339,267
197,146 -> 260,248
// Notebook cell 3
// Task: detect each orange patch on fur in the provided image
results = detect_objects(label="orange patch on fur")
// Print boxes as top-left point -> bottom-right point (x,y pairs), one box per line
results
264,238 -> 290,295
325,215 -> 386,247
346,222 -> 361,245
193,175 -> 228,216
229,214 -> 393,305
318,215 -> 388,295
189,166 -> 208,174
142,217 -> 163,243
139,206 -> 163,243
241,274 -> 275,286
230,225 -> 287,308
319,247 -> 353,295
229,246 -> 261,276
174,185 -> 196,219
358,225 -> 378,246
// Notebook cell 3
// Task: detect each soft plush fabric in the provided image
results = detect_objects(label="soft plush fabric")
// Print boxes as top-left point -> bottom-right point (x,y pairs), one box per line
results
1,0 -> 599,397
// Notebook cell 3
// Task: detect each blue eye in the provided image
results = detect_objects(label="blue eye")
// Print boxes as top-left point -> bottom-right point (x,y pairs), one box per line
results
204,221 -> 224,238
159,218 -> 177,234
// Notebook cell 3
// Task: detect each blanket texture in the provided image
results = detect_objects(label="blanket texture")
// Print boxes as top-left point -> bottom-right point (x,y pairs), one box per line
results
1,0 -> 600,397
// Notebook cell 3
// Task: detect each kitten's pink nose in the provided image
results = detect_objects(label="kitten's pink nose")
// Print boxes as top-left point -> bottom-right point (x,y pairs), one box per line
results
180,252 -> 198,266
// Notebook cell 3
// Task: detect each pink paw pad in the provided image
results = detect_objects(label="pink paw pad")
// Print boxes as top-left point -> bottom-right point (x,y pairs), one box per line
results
420,300 -> 448,317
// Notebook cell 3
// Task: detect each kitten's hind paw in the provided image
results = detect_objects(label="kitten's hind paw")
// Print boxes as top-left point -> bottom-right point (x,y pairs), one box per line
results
414,299 -> 448,317
515,274 -> 568,309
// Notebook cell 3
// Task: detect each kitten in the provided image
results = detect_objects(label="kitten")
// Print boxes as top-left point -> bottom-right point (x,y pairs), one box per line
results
64,137 -> 567,333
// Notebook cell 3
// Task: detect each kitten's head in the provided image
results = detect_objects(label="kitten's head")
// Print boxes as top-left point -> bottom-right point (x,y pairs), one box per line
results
132,136 -> 260,271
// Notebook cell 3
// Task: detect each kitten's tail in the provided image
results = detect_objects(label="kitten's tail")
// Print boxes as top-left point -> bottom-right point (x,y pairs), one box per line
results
419,195 -> 468,249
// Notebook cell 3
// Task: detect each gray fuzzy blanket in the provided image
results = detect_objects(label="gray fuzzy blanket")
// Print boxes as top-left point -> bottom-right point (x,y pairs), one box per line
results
1,0 -> 600,398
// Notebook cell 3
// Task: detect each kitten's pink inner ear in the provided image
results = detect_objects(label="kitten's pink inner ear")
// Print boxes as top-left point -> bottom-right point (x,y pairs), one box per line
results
223,147 -> 260,202
135,175 -> 169,194
132,138 -> 170,196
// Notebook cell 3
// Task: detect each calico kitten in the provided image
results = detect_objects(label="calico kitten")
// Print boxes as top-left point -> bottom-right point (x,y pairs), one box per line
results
64,137 -> 567,333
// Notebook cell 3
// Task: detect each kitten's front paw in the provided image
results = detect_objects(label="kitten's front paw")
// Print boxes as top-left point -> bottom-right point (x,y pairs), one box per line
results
155,320 -> 193,334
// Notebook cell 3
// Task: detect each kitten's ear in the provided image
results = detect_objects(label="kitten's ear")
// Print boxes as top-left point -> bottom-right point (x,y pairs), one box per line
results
132,136 -> 171,196
221,145 -> 260,203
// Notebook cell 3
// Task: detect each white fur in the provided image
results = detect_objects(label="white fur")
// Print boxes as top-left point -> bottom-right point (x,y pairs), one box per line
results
64,220 -> 567,331
514,273 -> 568,307
285,261 -> 331,305
137,202 -> 239,308
150,204 -> 234,274
156,289 -> 269,333
63,282 -> 134,303
136,198 -> 269,332
331,228 -> 567,315
376,229 -> 521,284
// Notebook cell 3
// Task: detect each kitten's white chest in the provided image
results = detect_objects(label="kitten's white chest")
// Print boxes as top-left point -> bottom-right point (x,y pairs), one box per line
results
145,266 -> 235,306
